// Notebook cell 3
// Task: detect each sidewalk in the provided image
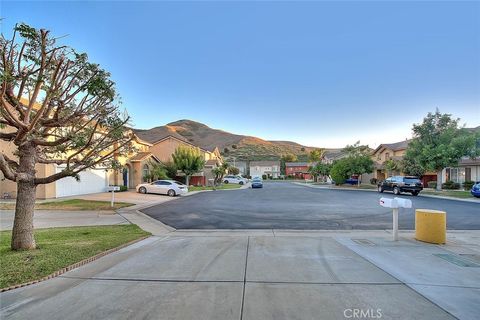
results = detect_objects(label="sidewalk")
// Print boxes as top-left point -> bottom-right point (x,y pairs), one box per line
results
0,210 -> 129,231
1,228 -> 479,319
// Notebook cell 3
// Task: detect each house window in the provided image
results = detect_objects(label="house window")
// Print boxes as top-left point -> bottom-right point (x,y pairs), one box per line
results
385,153 -> 390,161
143,164 -> 150,182
446,168 -> 466,184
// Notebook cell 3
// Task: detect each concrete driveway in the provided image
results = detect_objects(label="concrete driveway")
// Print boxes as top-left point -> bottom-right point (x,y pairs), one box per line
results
142,182 -> 480,229
0,190 -> 177,231
3,231 -> 476,320
61,190 -> 178,205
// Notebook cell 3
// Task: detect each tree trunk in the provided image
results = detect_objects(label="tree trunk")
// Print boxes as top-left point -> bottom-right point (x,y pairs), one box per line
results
12,180 -> 37,250
11,143 -> 37,250
186,175 -> 190,186
436,170 -> 442,191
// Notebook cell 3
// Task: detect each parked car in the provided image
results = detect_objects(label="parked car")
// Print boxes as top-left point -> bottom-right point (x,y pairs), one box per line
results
136,180 -> 188,196
378,176 -> 423,196
471,182 -> 480,198
223,175 -> 248,185
345,178 -> 359,185
251,177 -> 263,188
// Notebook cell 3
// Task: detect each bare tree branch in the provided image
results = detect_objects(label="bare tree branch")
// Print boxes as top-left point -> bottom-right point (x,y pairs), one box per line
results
0,153 -> 16,181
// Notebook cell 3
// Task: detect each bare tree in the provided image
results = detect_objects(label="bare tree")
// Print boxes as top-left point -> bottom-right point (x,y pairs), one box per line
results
0,24 -> 132,250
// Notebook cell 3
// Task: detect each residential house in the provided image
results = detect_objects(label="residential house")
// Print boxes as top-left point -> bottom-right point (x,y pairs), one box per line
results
225,159 -> 248,176
133,132 -> 223,186
0,124 -> 159,199
249,161 -> 280,179
285,162 -> 313,179
371,139 -> 436,185
107,134 -> 161,189
443,157 -> 480,185
371,140 -> 410,181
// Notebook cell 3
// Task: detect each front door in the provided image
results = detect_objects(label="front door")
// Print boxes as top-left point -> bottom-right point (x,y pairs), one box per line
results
466,167 -> 471,182
122,168 -> 129,187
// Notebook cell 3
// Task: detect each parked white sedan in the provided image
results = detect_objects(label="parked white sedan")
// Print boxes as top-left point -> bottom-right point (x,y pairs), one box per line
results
136,180 -> 188,196
223,175 -> 248,185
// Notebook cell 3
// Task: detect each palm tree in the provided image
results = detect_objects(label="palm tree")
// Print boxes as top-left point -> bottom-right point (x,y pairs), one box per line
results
212,162 -> 230,187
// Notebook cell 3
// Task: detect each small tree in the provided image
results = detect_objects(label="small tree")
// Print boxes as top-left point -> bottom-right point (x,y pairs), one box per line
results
162,161 -> 178,179
0,24 -> 131,250
330,158 -> 350,185
342,142 -> 374,186
171,145 -> 205,186
282,153 -> 297,162
212,162 -> 229,186
280,153 -> 297,175
314,162 -> 332,182
404,111 -> 479,190
149,162 -> 168,180
308,149 -> 325,163
384,159 -> 401,177
308,162 -> 331,182
229,166 -> 240,175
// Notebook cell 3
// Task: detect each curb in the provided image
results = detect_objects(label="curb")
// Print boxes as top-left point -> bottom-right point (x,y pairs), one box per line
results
134,210 -> 176,232
294,182 -> 377,192
0,235 -> 151,293
418,194 -> 480,203
295,182 -> 480,203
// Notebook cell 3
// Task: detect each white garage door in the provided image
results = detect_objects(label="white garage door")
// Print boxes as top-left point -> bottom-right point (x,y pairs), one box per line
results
55,166 -> 108,198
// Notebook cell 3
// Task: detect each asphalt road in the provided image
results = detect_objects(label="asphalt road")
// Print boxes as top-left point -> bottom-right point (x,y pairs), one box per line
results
142,182 -> 480,230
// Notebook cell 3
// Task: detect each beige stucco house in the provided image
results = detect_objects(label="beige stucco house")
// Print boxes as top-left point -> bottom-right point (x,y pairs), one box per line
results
371,139 -> 438,185
133,133 -> 223,186
371,140 -> 410,181
0,126 -> 160,199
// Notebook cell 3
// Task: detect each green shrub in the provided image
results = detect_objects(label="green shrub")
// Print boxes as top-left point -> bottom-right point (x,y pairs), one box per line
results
442,180 -> 460,190
262,174 -> 267,180
463,181 -> 475,190
370,178 -> 377,185
427,181 -> 437,189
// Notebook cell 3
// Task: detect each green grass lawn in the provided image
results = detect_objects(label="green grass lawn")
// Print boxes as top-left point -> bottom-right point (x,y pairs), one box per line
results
422,189 -> 475,199
332,184 -> 377,190
0,199 -> 134,211
0,225 -> 150,289
188,184 -> 243,191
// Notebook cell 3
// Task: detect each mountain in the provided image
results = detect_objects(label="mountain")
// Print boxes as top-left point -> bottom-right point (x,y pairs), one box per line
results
133,119 -> 341,161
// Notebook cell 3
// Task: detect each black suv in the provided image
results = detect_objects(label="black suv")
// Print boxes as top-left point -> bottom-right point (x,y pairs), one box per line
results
377,176 -> 423,196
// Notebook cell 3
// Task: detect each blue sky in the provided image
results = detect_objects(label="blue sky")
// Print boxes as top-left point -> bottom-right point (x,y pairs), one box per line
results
2,1 -> 479,148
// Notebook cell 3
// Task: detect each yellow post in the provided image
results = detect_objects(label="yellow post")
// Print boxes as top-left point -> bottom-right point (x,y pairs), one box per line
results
415,209 -> 446,244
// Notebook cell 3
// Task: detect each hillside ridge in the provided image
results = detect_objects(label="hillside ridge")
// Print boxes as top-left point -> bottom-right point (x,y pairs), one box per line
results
133,119 -> 341,160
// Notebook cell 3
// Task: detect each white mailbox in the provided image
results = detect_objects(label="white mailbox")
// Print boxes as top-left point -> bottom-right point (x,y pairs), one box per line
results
395,197 -> 412,209
379,197 -> 397,208
379,197 -> 412,209
379,197 -> 412,241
